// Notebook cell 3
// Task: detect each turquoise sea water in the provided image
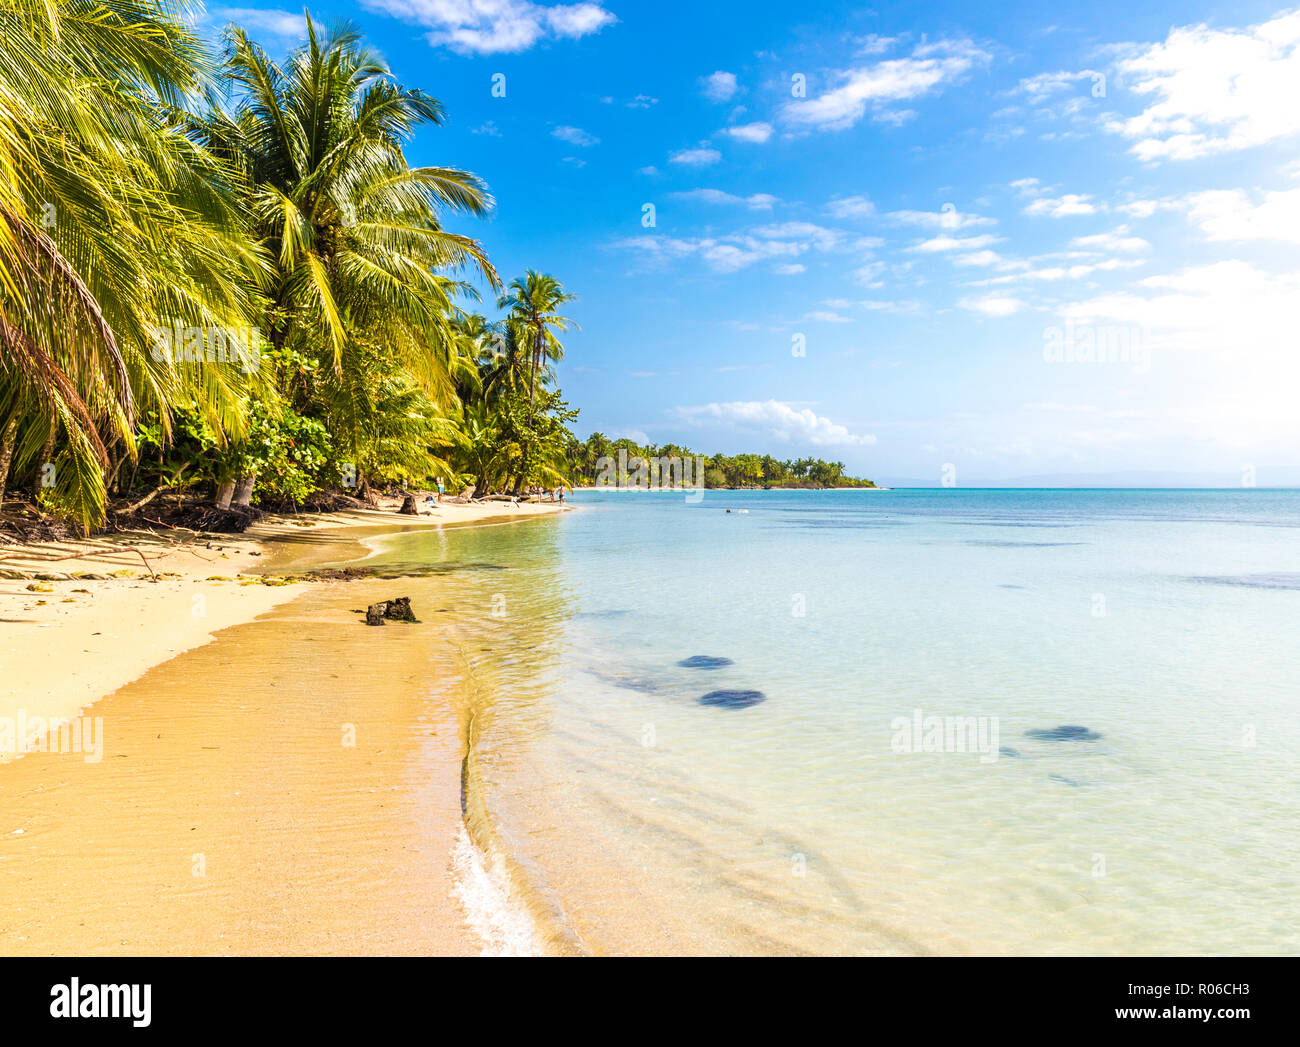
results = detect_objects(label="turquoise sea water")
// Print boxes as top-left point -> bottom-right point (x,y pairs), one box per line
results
365,489 -> 1300,955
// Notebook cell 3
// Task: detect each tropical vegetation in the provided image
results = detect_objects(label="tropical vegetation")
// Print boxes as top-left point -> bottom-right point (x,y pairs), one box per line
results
0,2 -> 580,533
566,434 -> 876,489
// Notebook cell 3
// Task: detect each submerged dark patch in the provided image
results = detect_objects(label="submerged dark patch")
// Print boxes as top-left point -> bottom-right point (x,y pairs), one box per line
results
1049,774 -> 1083,787
967,540 -> 1086,548
575,609 -> 632,619
678,655 -> 734,669
614,677 -> 660,693
1188,572 -> 1300,591
998,584 -> 1027,590
1025,725 -> 1102,741
999,746 -> 1021,758
699,689 -> 765,709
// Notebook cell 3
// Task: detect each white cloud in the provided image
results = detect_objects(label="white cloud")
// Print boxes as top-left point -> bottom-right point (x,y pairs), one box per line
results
1024,193 -> 1098,217
1109,9 -> 1300,160
1182,187 -> 1300,243
909,233 -> 1000,253
1016,69 -> 1103,104
827,195 -> 876,219
609,428 -> 650,443
671,400 -> 876,446
750,221 -> 847,250
721,121 -> 773,143
803,310 -> 854,323
612,220 -> 858,274
887,206 -> 995,230
208,7 -> 306,40
1070,227 -> 1152,252
952,250 -> 1003,267
959,294 -> 1025,317
701,70 -> 740,102
671,189 -> 778,210
670,147 -> 722,166
774,263 -> 806,275
552,125 -> 599,146
780,38 -> 990,131
363,0 -> 616,54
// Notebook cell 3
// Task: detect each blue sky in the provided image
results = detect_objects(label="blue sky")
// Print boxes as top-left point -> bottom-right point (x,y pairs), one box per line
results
199,2 -> 1300,484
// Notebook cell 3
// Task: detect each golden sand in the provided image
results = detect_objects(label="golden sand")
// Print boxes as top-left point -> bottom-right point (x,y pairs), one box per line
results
0,501 -> 564,955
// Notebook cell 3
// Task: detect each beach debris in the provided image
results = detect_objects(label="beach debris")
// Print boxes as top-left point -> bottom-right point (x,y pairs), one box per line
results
365,597 -> 418,625
308,566 -> 375,581
699,689 -> 765,709
678,655 -> 734,669
25,582 -> 54,593
1025,725 -> 1101,742
397,494 -> 419,515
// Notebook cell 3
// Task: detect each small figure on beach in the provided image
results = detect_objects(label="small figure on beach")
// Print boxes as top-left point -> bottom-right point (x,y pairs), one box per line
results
436,476 -> 445,504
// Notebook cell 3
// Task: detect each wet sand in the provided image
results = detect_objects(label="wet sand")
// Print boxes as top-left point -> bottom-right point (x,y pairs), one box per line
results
0,503 -> 564,955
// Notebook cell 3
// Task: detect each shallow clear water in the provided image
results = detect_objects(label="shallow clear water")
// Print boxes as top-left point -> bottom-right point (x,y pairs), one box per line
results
364,490 -> 1300,955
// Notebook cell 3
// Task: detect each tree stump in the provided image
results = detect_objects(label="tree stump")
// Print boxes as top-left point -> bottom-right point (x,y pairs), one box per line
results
365,597 -> 417,625
398,494 -> 418,515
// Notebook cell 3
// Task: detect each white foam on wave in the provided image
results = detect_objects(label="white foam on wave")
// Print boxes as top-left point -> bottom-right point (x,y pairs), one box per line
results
451,825 -> 544,957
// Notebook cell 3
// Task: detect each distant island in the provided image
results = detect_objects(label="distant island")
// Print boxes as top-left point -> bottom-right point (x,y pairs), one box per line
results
566,434 -> 877,490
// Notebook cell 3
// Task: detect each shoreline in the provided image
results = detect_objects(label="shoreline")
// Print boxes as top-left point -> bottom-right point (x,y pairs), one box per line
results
0,501 -> 566,956
0,500 -> 567,753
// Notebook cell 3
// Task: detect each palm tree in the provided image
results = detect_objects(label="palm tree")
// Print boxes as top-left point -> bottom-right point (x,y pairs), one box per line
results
0,0 -> 265,528
195,15 -> 499,501
497,271 -> 577,407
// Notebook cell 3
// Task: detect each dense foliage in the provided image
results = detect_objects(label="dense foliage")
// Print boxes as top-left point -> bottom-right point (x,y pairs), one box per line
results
566,434 -> 876,489
0,2 -> 579,529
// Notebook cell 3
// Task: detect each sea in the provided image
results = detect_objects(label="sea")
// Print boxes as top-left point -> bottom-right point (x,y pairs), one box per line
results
358,488 -> 1300,955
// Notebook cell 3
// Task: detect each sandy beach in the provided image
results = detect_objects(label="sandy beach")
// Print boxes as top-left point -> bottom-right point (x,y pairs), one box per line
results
0,500 -> 565,955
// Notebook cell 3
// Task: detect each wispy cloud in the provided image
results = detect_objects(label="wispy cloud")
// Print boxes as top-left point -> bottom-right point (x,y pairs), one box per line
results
671,189 -> 779,210
781,38 -> 990,131
701,70 -> 740,102
670,147 -> 723,166
721,121 -> 773,143
362,0 -> 616,55
552,125 -> 599,146
670,400 -> 876,446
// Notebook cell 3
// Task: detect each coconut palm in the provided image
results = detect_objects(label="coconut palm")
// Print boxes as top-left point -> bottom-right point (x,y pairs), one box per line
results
192,14 -> 499,500
0,0 -> 266,527
497,271 -> 577,407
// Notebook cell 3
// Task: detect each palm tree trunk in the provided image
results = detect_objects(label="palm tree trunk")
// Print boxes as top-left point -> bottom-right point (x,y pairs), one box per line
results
529,324 -> 542,406
215,480 -> 235,510
232,474 -> 256,507
0,417 -> 16,509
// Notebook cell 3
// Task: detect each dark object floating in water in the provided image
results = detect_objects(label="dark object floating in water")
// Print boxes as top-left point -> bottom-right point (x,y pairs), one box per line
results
364,596 -> 418,626
678,655 -> 734,669
999,746 -> 1020,758
1025,725 -> 1101,741
1189,572 -> 1300,591
998,584 -> 1027,590
699,689 -> 765,709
